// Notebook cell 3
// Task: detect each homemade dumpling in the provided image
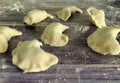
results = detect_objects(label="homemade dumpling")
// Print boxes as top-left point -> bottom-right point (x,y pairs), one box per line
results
12,40 -> 58,73
56,6 -> 83,21
40,23 -> 69,47
0,26 -> 22,41
87,7 -> 106,28
87,26 -> 120,55
0,26 -> 22,53
0,33 -> 8,53
24,9 -> 54,25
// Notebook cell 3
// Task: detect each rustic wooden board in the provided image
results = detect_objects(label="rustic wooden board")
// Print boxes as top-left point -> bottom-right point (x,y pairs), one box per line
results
0,0 -> 120,83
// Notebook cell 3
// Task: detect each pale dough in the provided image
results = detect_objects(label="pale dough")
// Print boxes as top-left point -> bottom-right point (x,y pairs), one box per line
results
12,40 -> 58,73
0,33 -> 8,53
87,26 -> 120,55
87,7 -> 106,28
56,6 -> 83,21
0,26 -> 22,53
23,9 -> 54,25
40,23 -> 69,47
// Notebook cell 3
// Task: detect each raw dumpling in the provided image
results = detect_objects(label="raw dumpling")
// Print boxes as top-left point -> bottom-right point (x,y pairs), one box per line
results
0,26 -> 22,41
56,6 -> 83,21
87,7 -> 106,28
23,9 -> 54,25
0,26 -> 22,53
40,23 -> 69,47
12,40 -> 58,73
87,26 -> 120,55
0,33 -> 8,53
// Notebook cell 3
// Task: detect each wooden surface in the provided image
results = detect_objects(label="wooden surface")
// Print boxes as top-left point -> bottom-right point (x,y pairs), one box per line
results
0,0 -> 120,83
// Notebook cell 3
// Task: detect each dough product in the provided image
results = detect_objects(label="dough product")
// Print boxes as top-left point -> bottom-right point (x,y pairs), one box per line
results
40,23 -> 69,47
0,26 -> 22,41
87,7 -> 106,28
56,6 -> 83,21
12,40 -> 58,73
0,26 -> 22,53
0,33 -> 8,53
87,25 -> 120,55
23,9 -> 54,25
